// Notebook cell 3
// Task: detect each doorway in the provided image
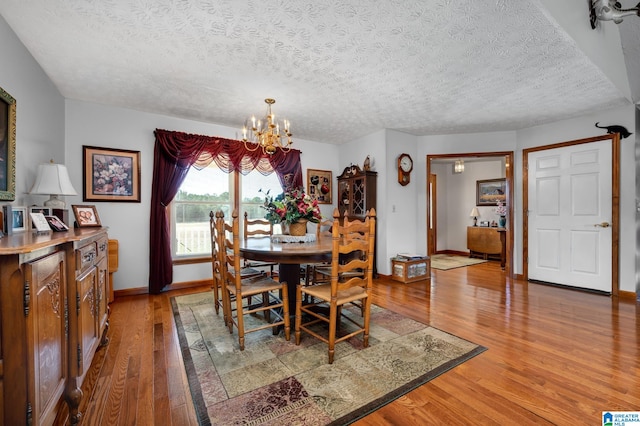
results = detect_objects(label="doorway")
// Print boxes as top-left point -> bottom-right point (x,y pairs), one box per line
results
426,151 -> 514,275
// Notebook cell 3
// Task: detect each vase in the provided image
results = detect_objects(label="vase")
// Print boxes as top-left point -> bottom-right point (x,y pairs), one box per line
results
280,222 -> 290,235
289,219 -> 308,236
498,216 -> 506,228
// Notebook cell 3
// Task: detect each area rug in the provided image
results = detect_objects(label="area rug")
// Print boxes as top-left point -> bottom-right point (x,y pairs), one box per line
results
171,291 -> 486,425
430,254 -> 488,270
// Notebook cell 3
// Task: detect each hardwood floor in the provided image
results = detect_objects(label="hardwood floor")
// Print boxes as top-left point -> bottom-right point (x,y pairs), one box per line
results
74,261 -> 639,425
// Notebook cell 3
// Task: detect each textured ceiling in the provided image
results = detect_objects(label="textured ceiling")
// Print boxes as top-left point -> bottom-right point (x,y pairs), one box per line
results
0,0 -> 635,144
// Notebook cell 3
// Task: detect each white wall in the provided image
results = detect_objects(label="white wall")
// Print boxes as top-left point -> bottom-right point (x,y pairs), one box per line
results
65,100 -> 340,290
436,159 -> 504,252
0,16 -> 65,206
383,130 -> 419,271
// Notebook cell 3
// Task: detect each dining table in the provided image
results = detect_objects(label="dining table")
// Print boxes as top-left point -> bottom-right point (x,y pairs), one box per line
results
239,235 -> 333,315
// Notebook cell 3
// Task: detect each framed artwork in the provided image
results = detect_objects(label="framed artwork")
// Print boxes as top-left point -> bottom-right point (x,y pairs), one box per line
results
476,178 -> 506,206
72,204 -> 102,227
306,169 -> 332,204
83,145 -> 141,202
0,86 -> 16,201
12,206 -> 27,232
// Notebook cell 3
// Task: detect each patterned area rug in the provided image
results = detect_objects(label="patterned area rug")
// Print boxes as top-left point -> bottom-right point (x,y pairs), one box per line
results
430,254 -> 488,270
171,292 -> 486,426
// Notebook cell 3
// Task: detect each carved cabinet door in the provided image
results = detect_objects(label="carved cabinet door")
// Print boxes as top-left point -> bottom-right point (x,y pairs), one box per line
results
77,266 -> 99,379
25,250 -> 68,426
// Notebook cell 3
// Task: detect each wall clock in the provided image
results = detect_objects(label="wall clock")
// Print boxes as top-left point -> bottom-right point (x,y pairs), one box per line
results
397,153 -> 413,186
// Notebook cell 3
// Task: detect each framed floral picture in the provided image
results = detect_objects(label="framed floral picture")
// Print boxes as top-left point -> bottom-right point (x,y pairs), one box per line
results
83,145 -> 141,202
306,169 -> 332,204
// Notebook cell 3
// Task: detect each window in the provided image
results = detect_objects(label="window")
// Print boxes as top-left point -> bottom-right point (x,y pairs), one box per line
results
171,165 -> 283,258
240,172 -> 282,220
172,165 -> 232,258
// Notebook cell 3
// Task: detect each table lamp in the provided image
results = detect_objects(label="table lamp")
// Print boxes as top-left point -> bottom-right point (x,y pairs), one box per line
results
29,161 -> 78,209
469,207 -> 480,227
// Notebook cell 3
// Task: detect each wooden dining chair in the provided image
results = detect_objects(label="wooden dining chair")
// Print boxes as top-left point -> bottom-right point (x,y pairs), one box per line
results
295,208 -> 376,364
209,210 -> 224,316
301,218 -> 332,281
217,210 -> 290,350
209,211 -> 263,321
306,217 -> 366,316
243,212 -> 278,276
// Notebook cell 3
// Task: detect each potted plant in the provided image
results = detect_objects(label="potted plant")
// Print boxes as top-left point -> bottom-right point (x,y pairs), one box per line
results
262,187 -> 322,235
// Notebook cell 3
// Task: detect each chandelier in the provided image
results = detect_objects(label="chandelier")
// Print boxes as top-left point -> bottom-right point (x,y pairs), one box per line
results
242,98 -> 292,155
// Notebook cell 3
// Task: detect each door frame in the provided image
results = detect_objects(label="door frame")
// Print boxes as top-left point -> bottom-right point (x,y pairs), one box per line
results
427,151 -> 514,275
523,134 -> 620,295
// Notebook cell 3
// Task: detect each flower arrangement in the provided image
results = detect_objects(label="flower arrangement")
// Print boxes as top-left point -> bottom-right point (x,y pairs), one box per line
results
262,187 -> 322,224
495,200 -> 507,216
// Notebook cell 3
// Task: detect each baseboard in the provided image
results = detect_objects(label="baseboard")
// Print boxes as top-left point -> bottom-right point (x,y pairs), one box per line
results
618,290 -> 637,300
168,279 -> 212,291
114,287 -> 148,298
434,250 -> 469,257
113,279 -> 211,299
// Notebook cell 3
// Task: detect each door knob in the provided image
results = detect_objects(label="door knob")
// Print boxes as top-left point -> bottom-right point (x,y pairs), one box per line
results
594,222 -> 610,228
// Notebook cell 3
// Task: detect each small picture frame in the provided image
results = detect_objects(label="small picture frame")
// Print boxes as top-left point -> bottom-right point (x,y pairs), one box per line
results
479,221 -> 490,227
12,206 -> 27,232
29,206 -> 52,229
306,169 -> 332,204
72,205 -> 101,227
45,215 -> 69,232
30,212 -> 51,232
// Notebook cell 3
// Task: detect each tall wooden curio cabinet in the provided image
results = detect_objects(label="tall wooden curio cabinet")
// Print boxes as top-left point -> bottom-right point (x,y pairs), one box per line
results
337,164 -> 377,274
337,165 -> 377,219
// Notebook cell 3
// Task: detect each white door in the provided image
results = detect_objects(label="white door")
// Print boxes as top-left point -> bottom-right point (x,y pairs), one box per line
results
528,140 -> 612,293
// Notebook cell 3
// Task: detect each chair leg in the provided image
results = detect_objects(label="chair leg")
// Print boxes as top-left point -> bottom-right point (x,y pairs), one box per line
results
212,281 -> 220,315
328,302 -> 338,364
363,297 -> 371,349
295,284 -> 302,345
281,283 -> 290,341
236,297 -> 245,350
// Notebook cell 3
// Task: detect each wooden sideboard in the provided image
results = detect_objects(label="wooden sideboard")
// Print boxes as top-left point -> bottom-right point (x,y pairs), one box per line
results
467,226 -> 506,269
0,227 -> 109,425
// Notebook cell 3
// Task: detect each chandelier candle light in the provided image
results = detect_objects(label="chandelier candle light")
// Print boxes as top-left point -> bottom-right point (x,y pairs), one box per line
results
242,98 -> 292,155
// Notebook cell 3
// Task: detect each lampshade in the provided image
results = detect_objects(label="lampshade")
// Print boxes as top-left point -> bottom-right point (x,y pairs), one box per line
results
469,207 -> 480,218
29,162 -> 78,209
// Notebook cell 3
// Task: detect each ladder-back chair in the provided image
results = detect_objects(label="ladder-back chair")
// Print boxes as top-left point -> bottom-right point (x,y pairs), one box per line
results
217,210 -> 290,350
295,208 -> 376,363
